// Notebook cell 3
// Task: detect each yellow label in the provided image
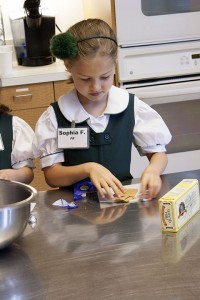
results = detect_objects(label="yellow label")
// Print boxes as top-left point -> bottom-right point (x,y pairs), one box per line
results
159,179 -> 200,232
160,202 -> 174,230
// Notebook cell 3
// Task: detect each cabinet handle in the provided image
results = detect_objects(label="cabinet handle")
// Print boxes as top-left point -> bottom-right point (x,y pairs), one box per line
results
13,94 -> 33,101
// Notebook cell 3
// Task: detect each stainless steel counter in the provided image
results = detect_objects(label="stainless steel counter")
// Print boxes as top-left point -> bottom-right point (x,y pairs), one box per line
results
1,170 -> 200,300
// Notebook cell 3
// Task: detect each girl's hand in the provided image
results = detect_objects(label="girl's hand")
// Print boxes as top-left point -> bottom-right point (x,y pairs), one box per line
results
140,170 -> 162,200
140,152 -> 167,200
88,163 -> 126,199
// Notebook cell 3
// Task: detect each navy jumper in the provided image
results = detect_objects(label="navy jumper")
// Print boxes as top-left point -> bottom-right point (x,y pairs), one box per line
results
0,113 -> 13,169
51,93 -> 135,181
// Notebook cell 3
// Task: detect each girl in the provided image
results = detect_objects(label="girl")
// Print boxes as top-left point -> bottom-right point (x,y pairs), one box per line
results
33,18 -> 171,200
0,104 -> 34,183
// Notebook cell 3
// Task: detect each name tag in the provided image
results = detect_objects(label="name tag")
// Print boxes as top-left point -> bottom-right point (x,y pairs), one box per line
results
0,134 -> 4,151
57,127 -> 89,149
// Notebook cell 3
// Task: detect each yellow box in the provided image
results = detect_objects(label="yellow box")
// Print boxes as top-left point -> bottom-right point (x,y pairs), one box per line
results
159,179 -> 200,232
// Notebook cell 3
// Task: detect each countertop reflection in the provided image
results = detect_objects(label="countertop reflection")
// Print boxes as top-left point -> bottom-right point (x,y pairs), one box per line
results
1,170 -> 200,300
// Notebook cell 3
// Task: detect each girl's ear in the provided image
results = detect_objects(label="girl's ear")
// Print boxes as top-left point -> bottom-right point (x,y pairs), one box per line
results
64,60 -> 71,72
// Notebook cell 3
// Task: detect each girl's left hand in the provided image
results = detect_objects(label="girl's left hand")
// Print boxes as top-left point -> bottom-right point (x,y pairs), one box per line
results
140,170 -> 162,200
140,152 -> 167,200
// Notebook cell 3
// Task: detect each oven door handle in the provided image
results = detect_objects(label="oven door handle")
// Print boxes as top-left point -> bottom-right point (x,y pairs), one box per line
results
136,85 -> 200,101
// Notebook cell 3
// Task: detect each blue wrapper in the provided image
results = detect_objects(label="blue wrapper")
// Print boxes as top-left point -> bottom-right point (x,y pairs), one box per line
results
74,180 -> 97,200
65,201 -> 78,209
53,199 -> 78,210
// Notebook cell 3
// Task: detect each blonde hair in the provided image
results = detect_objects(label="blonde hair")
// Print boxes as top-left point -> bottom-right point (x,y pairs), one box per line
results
66,19 -> 117,63
50,19 -> 118,83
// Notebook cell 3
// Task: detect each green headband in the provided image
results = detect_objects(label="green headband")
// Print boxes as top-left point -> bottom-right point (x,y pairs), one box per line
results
50,32 -> 117,60
77,36 -> 117,45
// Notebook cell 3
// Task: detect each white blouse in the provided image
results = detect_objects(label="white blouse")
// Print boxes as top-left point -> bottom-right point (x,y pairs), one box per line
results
11,116 -> 35,169
33,85 -> 172,169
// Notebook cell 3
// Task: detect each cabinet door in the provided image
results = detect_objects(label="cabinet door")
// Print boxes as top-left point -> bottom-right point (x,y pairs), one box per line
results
32,159 -> 51,192
0,82 -> 54,111
12,106 -> 47,130
54,80 -> 74,100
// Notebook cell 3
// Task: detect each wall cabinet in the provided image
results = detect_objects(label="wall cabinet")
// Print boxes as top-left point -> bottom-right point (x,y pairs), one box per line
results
0,80 -> 74,191
53,80 -> 71,100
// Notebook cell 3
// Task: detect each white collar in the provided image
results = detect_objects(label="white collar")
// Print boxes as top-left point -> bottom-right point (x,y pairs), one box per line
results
58,85 -> 129,123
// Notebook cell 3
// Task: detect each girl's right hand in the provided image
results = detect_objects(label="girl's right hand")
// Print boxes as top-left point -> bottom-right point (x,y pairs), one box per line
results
87,162 -> 125,199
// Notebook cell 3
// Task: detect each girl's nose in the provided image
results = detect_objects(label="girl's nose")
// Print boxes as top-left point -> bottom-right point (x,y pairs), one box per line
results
90,79 -> 100,91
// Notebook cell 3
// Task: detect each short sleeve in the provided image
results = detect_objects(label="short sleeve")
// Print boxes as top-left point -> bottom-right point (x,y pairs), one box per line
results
133,96 -> 172,155
12,116 -> 35,169
32,106 -> 64,168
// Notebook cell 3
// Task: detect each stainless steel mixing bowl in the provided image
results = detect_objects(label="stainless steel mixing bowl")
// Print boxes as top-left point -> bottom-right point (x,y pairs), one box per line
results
0,179 -> 37,249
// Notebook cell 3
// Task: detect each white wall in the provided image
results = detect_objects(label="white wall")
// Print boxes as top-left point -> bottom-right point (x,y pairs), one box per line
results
0,0 -> 84,41
82,0 -> 111,26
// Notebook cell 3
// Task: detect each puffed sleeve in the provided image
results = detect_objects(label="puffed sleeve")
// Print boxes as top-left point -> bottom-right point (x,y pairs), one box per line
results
32,106 -> 64,168
133,96 -> 172,155
12,116 -> 35,169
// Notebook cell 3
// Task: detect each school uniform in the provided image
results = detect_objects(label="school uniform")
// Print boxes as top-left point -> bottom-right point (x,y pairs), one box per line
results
0,114 -> 35,170
0,113 -> 12,168
33,85 -> 172,179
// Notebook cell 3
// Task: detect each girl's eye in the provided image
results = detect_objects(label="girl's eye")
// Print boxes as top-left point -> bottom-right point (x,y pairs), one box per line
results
81,78 -> 90,81
101,76 -> 110,80
80,75 -> 110,81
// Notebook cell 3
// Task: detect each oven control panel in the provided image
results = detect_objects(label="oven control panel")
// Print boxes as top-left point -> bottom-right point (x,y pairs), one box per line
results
181,53 -> 200,66
118,40 -> 200,82
191,53 -> 200,66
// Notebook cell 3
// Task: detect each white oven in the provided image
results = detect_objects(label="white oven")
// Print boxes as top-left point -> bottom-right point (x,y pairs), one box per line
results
112,0 -> 200,178
114,0 -> 200,47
